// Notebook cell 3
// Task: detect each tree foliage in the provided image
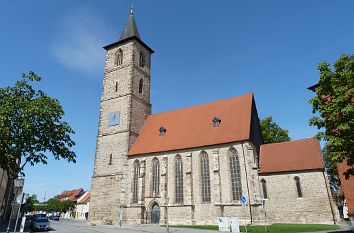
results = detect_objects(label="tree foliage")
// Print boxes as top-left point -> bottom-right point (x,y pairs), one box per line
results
260,116 -> 291,144
26,194 -> 39,212
45,198 -> 74,213
0,72 -> 76,178
309,54 -> 354,178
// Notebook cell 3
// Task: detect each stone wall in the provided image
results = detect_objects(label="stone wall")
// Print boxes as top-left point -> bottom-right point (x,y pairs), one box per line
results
259,171 -> 338,224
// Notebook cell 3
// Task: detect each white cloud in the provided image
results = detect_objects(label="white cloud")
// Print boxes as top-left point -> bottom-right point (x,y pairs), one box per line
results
51,8 -> 114,76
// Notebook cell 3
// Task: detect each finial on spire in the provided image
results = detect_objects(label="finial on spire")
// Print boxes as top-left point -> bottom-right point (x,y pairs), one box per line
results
130,3 -> 134,15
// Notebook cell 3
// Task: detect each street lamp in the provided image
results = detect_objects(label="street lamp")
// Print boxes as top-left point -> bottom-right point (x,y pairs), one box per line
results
6,177 -> 25,233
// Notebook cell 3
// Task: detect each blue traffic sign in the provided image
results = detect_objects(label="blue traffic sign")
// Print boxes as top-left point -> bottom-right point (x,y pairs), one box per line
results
240,196 -> 247,204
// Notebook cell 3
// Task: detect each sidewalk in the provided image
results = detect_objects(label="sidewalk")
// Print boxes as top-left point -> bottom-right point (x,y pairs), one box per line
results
0,219 -> 29,233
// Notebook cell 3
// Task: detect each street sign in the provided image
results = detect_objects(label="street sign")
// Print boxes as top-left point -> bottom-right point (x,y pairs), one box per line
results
240,196 -> 247,205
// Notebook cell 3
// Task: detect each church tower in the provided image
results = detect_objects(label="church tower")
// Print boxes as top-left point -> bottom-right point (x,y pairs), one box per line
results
90,6 -> 154,223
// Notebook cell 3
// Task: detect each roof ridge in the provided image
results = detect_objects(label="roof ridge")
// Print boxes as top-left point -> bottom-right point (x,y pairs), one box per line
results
149,93 -> 254,118
261,137 -> 316,147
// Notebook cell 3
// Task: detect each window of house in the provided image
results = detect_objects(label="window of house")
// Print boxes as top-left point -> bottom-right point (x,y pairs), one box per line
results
175,155 -> 184,204
229,147 -> 242,201
109,154 -> 113,165
213,117 -> 221,127
116,49 -> 123,66
139,79 -> 143,94
200,151 -> 211,203
294,176 -> 303,198
152,158 -> 160,196
132,160 -> 140,203
261,179 -> 268,199
139,52 -> 145,68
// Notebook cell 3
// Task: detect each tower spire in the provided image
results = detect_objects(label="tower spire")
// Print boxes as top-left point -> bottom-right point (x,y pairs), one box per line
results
119,4 -> 140,41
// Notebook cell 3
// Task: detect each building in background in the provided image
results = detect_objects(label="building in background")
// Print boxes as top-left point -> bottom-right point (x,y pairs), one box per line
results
338,162 -> 354,225
75,191 -> 90,220
0,168 -> 12,227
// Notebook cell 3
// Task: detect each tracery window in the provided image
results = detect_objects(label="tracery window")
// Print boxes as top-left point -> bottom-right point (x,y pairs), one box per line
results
139,79 -> 143,94
115,49 -> 123,66
261,178 -> 268,199
200,151 -> 211,203
132,160 -> 140,203
152,158 -> 160,196
175,155 -> 184,204
294,176 -> 303,198
229,148 -> 242,201
139,52 -> 145,68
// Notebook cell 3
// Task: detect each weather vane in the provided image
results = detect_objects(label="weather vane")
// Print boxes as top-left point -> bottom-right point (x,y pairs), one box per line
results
130,3 -> 134,15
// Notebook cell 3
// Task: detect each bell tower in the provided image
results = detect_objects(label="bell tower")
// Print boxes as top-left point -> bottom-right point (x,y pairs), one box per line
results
90,6 -> 154,223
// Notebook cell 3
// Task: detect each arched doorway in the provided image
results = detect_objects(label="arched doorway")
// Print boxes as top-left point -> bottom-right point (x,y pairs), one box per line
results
151,203 -> 160,224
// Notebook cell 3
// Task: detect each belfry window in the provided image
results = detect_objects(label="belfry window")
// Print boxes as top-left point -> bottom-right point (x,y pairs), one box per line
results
116,49 -> 123,66
159,127 -> 166,136
200,151 -> 211,203
213,117 -> 221,127
139,79 -> 143,94
132,160 -> 140,203
175,155 -> 184,204
152,158 -> 160,196
229,147 -> 242,201
294,176 -> 303,198
139,52 -> 145,68
261,179 -> 268,199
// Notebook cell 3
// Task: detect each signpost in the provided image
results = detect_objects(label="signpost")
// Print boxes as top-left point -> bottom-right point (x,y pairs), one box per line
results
240,196 -> 248,233
165,197 -> 170,233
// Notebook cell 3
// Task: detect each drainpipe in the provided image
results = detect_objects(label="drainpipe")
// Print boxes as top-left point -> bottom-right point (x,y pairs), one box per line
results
241,142 -> 253,223
322,171 -> 336,224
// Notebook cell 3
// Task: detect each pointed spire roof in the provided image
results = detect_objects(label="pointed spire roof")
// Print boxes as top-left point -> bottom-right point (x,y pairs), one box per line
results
119,4 -> 140,41
103,5 -> 154,53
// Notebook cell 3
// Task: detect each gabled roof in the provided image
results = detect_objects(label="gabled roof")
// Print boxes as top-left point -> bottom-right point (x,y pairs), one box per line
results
77,191 -> 91,205
129,93 -> 255,156
338,161 -> 354,216
259,138 -> 324,174
119,10 -> 140,41
57,188 -> 84,202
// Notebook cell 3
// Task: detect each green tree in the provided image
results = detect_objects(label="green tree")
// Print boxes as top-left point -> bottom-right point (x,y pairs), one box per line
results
260,116 -> 291,144
60,200 -> 75,213
309,54 -> 354,178
26,194 -> 39,212
0,72 -> 76,178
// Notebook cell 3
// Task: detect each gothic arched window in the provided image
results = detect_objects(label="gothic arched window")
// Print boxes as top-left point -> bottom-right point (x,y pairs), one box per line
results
294,176 -> 303,198
200,151 -> 211,203
132,160 -> 140,203
152,158 -> 160,196
261,178 -> 268,199
175,155 -> 184,204
116,49 -> 123,66
139,79 -> 143,94
139,52 -> 145,68
229,147 -> 242,201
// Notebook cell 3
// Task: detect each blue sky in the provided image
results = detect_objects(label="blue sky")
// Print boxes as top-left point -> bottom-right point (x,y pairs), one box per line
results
1,1 -> 353,201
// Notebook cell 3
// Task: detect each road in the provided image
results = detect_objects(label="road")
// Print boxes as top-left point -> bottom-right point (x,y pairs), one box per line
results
41,220 -> 217,233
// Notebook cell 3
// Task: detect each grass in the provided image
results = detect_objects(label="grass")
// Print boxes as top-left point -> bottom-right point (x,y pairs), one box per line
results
169,223 -> 340,233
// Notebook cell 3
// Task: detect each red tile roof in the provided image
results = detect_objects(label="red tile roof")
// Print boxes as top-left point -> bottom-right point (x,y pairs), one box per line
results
57,188 -> 84,202
128,93 -> 254,156
259,138 -> 324,174
77,192 -> 91,204
338,161 -> 354,216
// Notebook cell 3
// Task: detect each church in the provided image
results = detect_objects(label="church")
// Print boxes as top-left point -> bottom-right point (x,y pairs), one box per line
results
89,8 -> 338,226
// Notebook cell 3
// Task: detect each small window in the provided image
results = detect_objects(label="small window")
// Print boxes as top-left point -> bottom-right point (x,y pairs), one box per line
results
115,82 -> 118,92
159,127 -> 166,136
139,52 -> 145,68
139,79 -> 143,94
109,154 -> 113,165
213,117 -> 221,127
261,179 -> 268,199
116,49 -> 123,66
294,176 -> 303,198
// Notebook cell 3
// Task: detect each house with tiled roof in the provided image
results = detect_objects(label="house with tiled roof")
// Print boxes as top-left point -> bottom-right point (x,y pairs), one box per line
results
89,7 -> 338,226
57,188 -> 85,203
74,191 -> 90,220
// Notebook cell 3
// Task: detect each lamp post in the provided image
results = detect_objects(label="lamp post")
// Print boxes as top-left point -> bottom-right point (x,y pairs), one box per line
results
165,197 -> 170,233
6,177 -> 24,233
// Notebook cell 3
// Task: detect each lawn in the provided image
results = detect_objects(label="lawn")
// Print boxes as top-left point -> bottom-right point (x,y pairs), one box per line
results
169,223 -> 340,233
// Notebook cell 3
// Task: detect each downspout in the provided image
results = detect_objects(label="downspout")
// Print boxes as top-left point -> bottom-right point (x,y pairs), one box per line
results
241,142 -> 253,223
322,171 -> 336,224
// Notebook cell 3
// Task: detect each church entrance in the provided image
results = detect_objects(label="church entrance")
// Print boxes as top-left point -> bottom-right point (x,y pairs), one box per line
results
151,203 -> 160,224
